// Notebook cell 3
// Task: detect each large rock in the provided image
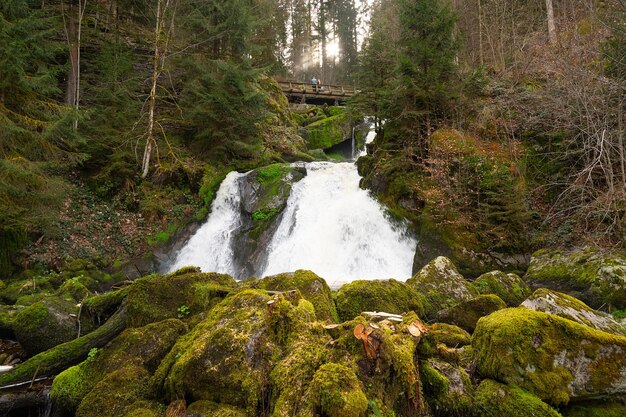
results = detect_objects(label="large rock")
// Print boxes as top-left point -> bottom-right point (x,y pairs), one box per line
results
522,288 -> 626,336
334,279 -> 424,322
153,290 -> 301,414
13,297 -> 89,355
473,307 -> 626,405
474,379 -> 562,417
473,270 -> 531,306
51,318 -> 186,414
406,256 -> 477,317
307,363 -> 368,417
524,247 -> 626,309
302,111 -> 351,150
420,359 -> 475,417
233,164 -> 306,278
437,294 -> 507,332
126,268 -> 235,327
252,270 -> 338,322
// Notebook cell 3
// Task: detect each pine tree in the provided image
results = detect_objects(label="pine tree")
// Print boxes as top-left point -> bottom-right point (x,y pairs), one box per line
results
392,0 -> 458,155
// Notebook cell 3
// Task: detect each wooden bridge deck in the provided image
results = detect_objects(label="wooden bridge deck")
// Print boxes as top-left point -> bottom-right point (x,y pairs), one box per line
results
276,81 -> 357,105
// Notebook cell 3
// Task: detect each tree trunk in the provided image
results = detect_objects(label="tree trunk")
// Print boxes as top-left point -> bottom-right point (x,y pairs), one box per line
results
545,0 -> 556,45
65,0 -> 78,107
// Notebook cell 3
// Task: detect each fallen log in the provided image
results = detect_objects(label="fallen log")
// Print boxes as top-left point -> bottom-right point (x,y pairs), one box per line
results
0,305 -> 127,386
362,311 -> 403,323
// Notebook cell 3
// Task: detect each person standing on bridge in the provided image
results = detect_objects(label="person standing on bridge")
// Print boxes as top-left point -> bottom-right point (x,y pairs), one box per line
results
311,75 -> 317,86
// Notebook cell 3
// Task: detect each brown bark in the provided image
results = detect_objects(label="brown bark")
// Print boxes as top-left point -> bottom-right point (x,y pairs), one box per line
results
546,0 -> 556,45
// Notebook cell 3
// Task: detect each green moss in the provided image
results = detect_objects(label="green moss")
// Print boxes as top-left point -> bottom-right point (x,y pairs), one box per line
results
199,166 -> 229,208
75,365 -> 150,417
335,279 -> 424,322
561,401 -> 626,417
56,278 -> 92,302
154,290 -> 279,414
187,401 -> 247,417
252,207 -> 281,222
473,270 -> 531,306
13,297 -> 80,355
473,307 -> 626,405
146,222 -> 178,246
82,287 -> 129,321
308,363 -> 368,417
304,112 -> 350,150
525,248 -> 626,309
256,163 -> 286,185
420,359 -> 475,417
406,257 -> 477,318
474,379 -> 562,417
51,318 -> 186,414
430,323 -> 471,347
252,270 -> 339,322
126,271 -> 235,327
0,277 -> 54,304
437,294 -> 506,332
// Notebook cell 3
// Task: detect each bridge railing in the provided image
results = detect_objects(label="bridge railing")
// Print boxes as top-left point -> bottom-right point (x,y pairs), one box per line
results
276,81 -> 358,97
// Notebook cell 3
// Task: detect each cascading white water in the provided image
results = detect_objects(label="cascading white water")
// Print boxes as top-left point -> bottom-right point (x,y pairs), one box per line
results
168,171 -> 245,275
261,161 -> 416,287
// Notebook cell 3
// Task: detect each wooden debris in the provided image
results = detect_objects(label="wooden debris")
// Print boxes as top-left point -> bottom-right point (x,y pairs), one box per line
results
353,323 -> 381,360
362,311 -> 403,323
407,319 -> 429,340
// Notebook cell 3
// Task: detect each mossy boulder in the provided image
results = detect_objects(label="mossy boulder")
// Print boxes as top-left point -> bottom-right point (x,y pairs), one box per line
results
126,270 -> 235,327
75,365 -> 151,417
429,323 -> 471,347
561,401 -> 626,417
406,257 -> 478,317
474,379 -> 562,417
524,247 -> 626,309
307,363 -> 368,417
420,359 -> 475,417
154,290 -> 282,413
302,111 -> 350,150
522,288 -> 626,336
0,277 -> 54,305
13,297 -> 85,355
187,401 -> 247,417
473,270 -> 531,306
253,270 -> 338,322
56,278 -> 92,302
334,279 -> 424,322
473,307 -> 626,405
233,164 -> 306,278
51,318 -> 186,414
437,294 -> 507,332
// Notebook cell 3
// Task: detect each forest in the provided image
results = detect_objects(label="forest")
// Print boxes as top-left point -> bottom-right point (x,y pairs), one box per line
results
0,0 -> 626,415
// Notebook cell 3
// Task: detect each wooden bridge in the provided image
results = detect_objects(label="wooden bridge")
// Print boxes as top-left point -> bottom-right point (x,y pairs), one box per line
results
276,80 -> 357,105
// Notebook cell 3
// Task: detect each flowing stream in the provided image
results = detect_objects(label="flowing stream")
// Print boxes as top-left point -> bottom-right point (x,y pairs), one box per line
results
169,126 -> 416,287
260,161 -> 416,287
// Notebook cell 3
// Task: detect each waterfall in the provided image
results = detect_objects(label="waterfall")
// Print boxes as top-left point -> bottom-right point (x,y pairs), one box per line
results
169,126 -> 416,287
168,171 -> 246,275
261,162 -> 415,287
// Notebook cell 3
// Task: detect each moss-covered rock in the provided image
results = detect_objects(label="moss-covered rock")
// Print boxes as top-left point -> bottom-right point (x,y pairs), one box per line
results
308,363 -> 368,417
253,270 -> 338,322
187,401 -> 247,417
302,111 -> 350,150
420,359 -> 475,417
522,288 -> 626,336
334,279 -> 424,322
0,277 -> 54,305
75,365 -> 150,417
429,323 -> 471,347
51,318 -> 186,414
561,401 -> 626,417
437,294 -> 507,332
126,270 -> 234,327
473,270 -> 531,306
473,307 -> 626,405
13,297 -> 83,355
56,278 -> 92,302
154,290 -> 281,413
406,257 -> 478,317
524,247 -> 626,309
233,164 -> 306,278
474,379 -> 562,417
